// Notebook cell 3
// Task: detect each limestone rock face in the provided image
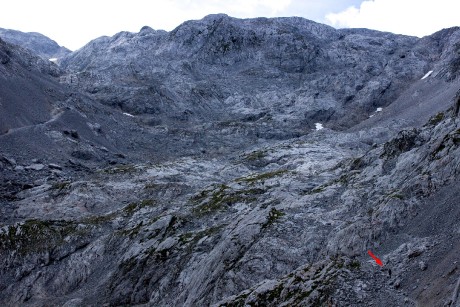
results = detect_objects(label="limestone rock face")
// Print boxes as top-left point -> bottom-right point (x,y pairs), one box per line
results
59,15 -> 436,132
1,15 -> 460,307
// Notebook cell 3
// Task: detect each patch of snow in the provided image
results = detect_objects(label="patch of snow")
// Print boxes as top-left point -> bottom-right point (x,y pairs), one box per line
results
421,70 -> 433,80
369,114 -> 375,118
123,112 -> 135,117
315,123 -> 324,131
376,107 -> 383,112
49,58 -> 58,62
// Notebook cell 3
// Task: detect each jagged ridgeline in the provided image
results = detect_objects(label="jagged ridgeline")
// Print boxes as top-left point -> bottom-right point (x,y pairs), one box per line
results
1,14 -> 460,306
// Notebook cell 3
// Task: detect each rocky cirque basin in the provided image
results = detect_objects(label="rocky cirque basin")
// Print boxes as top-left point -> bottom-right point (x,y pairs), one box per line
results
1,15 -> 460,306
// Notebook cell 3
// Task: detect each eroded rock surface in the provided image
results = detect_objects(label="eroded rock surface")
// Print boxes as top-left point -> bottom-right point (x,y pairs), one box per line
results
1,15 -> 460,306
0,28 -> 70,59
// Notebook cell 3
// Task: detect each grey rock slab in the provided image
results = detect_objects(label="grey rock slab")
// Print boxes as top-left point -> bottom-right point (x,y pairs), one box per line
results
0,27 -> 71,59
25,163 -> 45,171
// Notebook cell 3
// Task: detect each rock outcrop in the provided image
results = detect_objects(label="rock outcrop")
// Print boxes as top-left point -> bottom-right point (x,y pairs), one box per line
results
60,15 -> 436,132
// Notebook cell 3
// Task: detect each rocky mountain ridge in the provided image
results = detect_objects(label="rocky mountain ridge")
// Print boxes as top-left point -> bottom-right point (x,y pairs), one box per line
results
0,15 -> 460,306
0,28 -> 70,59
60,15 -> 431,130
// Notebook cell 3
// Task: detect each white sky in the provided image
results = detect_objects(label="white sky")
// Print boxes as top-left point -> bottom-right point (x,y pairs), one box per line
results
326,0 -> 458,38
0,0 -> 458,51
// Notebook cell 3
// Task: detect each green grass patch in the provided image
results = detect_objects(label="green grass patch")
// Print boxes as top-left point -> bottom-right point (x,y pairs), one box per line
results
390,193 -> 404,200
51,181 -> 71,191
82,212 -> 116,225
310,186 -> 325,194
348,259 -> 361,269
99,164 -> 138,175
144,182 -> 158,190
350,157 -> 364,170
265,284 -> 285,303
243,150 -> 267,161
263,208 -> 286,228
302,174 -> 349,196
427,112 -> 444,126
123,199 -> 156,215
192,185 -> 264,216
119,222 -> 144,238
179,225 -> 225,249
0,219 -> 81,255
236,169 -> 288,184
178,232 -> 195,244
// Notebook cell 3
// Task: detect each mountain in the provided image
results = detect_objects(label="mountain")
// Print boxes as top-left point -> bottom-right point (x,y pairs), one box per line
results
0,15 -> 460,306
0,36 -> 194,220
58,15 -> 460,143
60,15 -> 428,130
0,37 -> 61,135
0,28 -> 71,59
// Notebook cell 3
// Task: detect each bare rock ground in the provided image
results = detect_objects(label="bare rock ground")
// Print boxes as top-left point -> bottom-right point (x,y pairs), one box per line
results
1,15 -> 460,306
